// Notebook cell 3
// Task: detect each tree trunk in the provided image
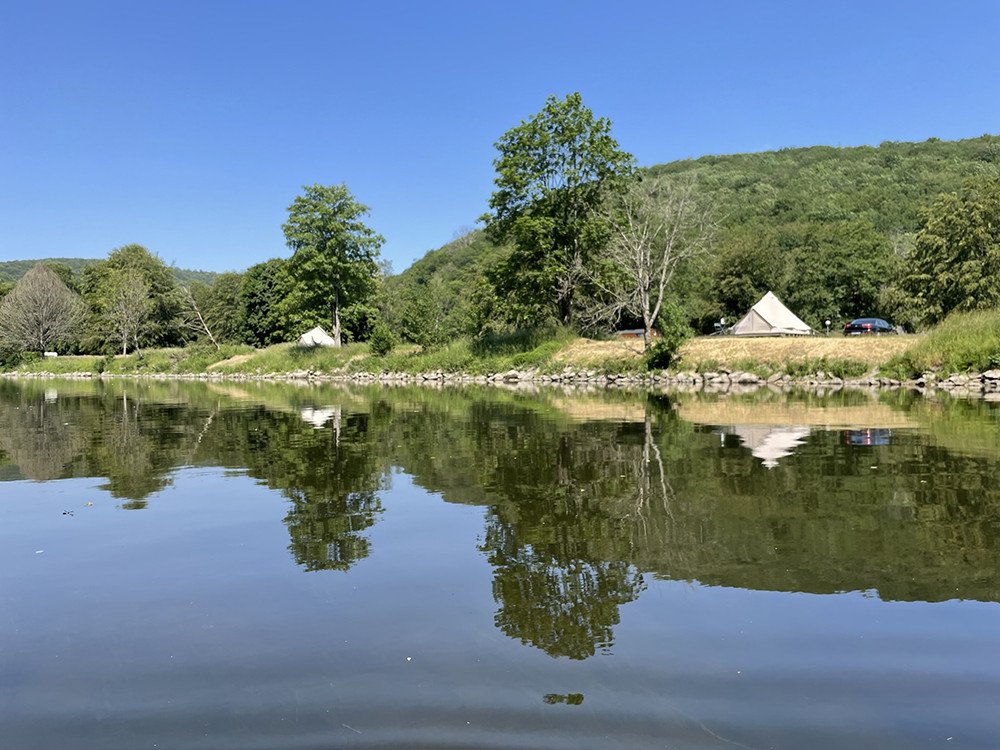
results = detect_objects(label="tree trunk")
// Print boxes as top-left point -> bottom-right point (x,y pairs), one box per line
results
332,291 -> 342,347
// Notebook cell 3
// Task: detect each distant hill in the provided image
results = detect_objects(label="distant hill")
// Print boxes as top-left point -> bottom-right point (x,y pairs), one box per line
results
389,133 -> 1000,332
0,258 -> 218,286
644,134 -> 999,235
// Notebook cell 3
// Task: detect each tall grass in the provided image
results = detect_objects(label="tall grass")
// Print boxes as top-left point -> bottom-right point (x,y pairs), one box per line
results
208,342 -> 367,374
887,309 -> 1000,377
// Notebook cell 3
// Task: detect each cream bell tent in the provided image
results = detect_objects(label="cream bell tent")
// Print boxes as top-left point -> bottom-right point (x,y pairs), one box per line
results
731,292 -> 812,336
297,326 -> 336,348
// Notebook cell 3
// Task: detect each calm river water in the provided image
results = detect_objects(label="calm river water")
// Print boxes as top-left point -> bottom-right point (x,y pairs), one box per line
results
1,379 -> 998,750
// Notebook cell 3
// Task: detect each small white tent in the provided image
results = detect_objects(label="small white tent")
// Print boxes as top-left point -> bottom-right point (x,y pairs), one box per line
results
297,326 -> 336,348
731,292 -> 812,336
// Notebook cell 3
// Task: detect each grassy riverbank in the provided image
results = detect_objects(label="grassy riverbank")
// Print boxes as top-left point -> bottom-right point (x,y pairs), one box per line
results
5,309 -> 998,379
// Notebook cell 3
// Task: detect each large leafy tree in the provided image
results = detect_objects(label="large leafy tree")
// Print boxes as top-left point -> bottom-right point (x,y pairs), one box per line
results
240,258 -> 288,347
0,262 -> 87,353
906,177 -> 1000,325
281,184 -> 384,347
81,244 -> 184,352
485,93 -> 635,328
780,219 -> 894,327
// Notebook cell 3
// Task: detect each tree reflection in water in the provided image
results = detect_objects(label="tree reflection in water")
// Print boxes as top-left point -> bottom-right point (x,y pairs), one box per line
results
4,381 -> 1000,659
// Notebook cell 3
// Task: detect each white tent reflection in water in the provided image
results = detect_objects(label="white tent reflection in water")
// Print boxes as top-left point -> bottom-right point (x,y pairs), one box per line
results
726,424 -> 812,468
299,405 -> 342,432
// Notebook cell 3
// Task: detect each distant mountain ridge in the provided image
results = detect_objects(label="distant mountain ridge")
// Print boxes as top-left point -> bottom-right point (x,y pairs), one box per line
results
0,258 -> 218,286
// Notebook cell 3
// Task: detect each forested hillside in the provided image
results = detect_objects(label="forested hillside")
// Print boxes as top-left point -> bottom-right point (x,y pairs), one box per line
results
391,133 -> 1000,334
0,258 -> 217,287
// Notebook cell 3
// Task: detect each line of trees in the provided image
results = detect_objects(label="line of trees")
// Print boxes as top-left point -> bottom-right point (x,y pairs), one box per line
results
0,184 -> 387,359
1,96 -> 997,361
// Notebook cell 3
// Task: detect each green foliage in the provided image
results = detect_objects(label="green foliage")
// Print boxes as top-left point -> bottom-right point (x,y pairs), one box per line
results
886,308 -> 1000,376
367,320 -> 397,356
240,258 -> 288,347
0,258 -> 213,288
905,177 -> 1000,325
0,258 -> 100,282
712,224 -> 785,318
471,322 -> 570,358
781,219 -> 895,327
80,244 -> 184,353
642,300 -> 693,370
281,184 -> 384,346
649,135 -> 1000,329
94,354 -> 113,374
188,272 -> 246,345
485,93 -> 635,327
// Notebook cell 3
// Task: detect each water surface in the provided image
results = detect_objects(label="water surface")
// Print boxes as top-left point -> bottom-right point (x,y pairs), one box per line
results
1,380 -> 998,749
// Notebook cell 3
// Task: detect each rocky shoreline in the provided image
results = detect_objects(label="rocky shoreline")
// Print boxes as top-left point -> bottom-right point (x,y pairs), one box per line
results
7,366 -> 1000,397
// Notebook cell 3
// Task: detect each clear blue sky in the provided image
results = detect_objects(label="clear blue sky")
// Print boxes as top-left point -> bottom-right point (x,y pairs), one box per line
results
1,0 -> 997,275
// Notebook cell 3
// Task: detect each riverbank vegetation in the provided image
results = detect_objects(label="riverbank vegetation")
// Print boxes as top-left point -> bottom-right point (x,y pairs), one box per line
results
4,325 -> 991,382
1,94 -> 997,378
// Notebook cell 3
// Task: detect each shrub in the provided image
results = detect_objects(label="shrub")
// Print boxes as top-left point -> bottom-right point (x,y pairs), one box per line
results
368,321 -> 398,357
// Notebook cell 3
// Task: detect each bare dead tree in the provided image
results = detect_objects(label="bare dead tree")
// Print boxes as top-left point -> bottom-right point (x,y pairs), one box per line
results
585,176 -> 717,348
103,271 -> 152,356
0,263 -> 88,353
180,285 -> 220,350
450,226 -> 480,248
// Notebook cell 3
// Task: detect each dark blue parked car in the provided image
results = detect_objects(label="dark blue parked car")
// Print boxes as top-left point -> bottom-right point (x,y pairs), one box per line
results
843,317 -> 894,335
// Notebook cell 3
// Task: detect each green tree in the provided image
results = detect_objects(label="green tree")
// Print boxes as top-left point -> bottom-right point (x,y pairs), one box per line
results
781,220 -> 894,326
81,244 -> 183,352
240,258 -> 288,347
485,93 -> 635,328
906,177 -> 1000,325
185,272 -> 246,346
281,184 -> 384,347
712,224 -> 786,320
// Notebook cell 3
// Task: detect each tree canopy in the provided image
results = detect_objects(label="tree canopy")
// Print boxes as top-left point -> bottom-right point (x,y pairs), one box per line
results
906,177 -> 1000,325
485,93 -> 635,327
281,184 -> 384,346
81,244 -> 183,352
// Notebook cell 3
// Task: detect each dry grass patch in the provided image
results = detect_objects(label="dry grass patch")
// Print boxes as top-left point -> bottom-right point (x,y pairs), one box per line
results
675,335 -> 916,370
552,339 -> 645,365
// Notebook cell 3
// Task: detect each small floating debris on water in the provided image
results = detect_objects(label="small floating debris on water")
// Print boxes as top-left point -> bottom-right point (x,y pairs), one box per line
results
85,502 -> 93,507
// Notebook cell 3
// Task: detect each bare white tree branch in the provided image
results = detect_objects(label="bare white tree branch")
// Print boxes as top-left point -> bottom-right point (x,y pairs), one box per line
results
584,176 -> 717,347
